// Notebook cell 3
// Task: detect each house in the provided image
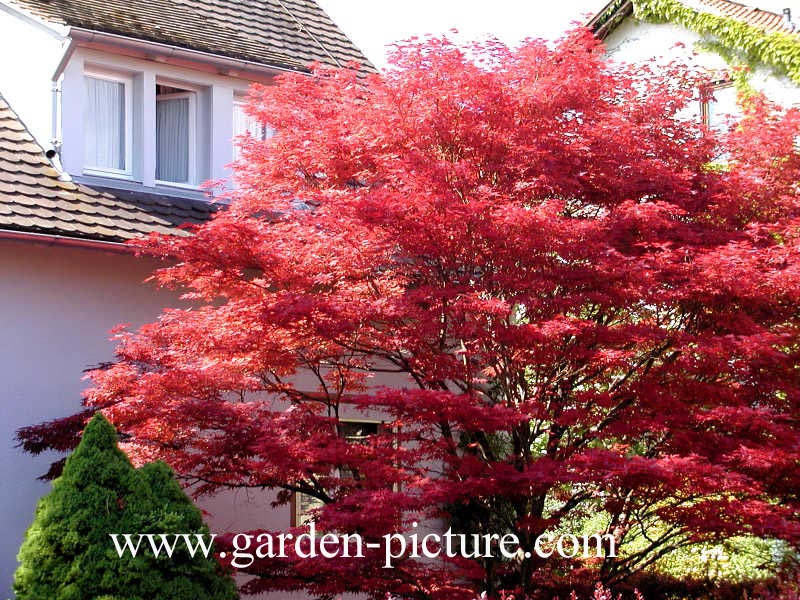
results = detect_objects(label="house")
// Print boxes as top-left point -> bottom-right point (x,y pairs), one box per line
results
0,0 -> 371,593
588,0 -> 800,125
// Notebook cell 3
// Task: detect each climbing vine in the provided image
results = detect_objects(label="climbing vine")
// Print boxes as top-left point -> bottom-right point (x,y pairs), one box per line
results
634,0 -> 800,85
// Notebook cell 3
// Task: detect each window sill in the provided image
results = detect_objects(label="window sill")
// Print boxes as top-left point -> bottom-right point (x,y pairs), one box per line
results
83,168 -> 134,180
155,180 -> 201,192
73,174 -> 210,202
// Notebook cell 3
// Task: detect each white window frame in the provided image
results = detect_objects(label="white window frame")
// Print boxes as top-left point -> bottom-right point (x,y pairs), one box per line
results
83,69 -> 134,179
293,418 -> 384,527
700,81 -> 737,132
232,97 -> 273,159
155,85 -> 198,188
232,98 -> 253,161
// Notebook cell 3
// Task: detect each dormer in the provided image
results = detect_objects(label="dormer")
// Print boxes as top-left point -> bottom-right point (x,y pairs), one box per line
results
57,43 -> 280,195
0,0 -> 372,199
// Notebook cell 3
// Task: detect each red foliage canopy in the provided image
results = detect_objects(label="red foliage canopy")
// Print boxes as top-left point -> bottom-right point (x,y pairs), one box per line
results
20,29 -> 800,598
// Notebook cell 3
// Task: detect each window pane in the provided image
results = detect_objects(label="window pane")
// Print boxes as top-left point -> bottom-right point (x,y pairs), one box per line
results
707,86 -> 739,132
295,422 -> 380,524
342,421 -> 379,443
233,101 -> 274,160
232,102 -> 248,161
232,102 -> 250,137
340,422 -> 379,480
296,492 -> 324,525
85,77 -> 125,170
156,97 -> 189,183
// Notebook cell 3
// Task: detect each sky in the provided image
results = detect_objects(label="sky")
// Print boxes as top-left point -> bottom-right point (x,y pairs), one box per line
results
316,0 -> 613,69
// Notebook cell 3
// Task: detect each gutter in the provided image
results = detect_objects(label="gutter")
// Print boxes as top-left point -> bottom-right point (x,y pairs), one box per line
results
54,27 -> 305,82
0,229 -> 133,254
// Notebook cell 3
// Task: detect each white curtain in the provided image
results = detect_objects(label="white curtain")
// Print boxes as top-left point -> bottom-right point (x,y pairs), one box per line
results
156,97 -> 189,183
232,101 -> 274,160
232,102 -> 249,136
85,77 -> 125,170
232,102 -> 248,162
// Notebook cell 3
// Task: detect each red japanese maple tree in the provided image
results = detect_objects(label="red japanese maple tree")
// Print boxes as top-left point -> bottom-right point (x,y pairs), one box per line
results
20,29 -> 800,598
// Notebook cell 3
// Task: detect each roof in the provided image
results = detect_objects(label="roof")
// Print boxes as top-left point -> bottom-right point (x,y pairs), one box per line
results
693,0 -> 794,34
0,93 -> 215,244
589,0 -> 797,40
6,0 -> 373,72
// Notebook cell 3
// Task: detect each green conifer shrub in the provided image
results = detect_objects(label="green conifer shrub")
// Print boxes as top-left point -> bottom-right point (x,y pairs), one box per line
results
14,414 -> 238,600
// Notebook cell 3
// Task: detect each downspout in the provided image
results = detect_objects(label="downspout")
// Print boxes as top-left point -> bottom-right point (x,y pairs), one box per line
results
46,77 -> 70,178
48,36 -> 76,177
50,80 -> 59,147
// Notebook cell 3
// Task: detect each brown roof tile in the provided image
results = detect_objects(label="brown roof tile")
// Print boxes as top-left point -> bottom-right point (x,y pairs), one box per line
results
7,0 -> 374,72
0,93 -> 216,244
692,0 -> 794,34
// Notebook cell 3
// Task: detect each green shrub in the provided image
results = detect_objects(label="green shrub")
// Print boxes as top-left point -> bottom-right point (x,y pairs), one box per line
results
14,414 -> 238,600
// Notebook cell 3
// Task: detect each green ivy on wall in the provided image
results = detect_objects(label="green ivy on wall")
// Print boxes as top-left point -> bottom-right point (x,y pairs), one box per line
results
634,0 -> 800,85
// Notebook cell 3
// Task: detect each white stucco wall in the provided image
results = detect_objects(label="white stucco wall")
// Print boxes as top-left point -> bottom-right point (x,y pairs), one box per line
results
0,242 -> 306,597
0,5 -> 66,148
0,239 -> 417,598
603,17 -> 800,108
0,241 -> 304,598
0,240 -> 185,595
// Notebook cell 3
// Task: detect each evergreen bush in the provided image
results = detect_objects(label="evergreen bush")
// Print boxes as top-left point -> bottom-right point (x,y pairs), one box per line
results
14,413 -> 238,600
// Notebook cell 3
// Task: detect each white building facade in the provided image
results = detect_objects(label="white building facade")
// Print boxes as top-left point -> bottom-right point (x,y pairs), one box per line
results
589,0 -> 800,123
